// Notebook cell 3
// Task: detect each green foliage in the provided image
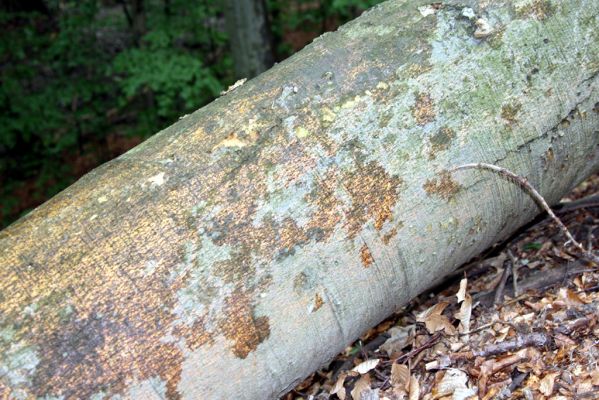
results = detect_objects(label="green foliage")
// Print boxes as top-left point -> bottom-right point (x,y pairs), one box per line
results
267,0 -> 384,57
330,0 -> 383,18
523,242 -> 543,251
0,0 -> 385,228
0,1 -> 110,221
110,0 -> 228,135
0,0 -> 230,227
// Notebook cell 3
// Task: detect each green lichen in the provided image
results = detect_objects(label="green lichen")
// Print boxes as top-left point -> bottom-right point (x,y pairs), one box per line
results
295,127 -> 311,138
514,0 -> 556,20
501,102 -> 522,124
428,127 -> 456,159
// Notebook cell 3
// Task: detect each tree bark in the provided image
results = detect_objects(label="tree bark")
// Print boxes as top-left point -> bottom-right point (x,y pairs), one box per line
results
224,0 -> 275,79
1,0 -> 599,399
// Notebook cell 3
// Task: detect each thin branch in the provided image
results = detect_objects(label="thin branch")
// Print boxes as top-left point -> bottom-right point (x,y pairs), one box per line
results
451,163 -> 599,264
450,331 -> 550,360
507,249 -> 520,296
494,260 -> 511,305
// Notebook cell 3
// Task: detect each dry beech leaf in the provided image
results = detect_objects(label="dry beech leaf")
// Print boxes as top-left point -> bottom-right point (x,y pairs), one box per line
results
591,368 -> 599,386
496,326 -> 510,342
359,388 -> 380,400
539,372 -> 559,396
454,387 -> 478,400
391,363 -> 410,390
455,293 -> 472,337
554,332 -> 576,347
576,378 -> 593,394
408,375 -> 420,400
331,372 -> 348,399
381,325 -> 415,356
558,288 -> 585,307
483,267 -> 505,291
423,314 -> 456,335
351,374 -> 372,400
513,312 -> 535,324
416,302 -> 456,335
417,302 -> 449,320
436,368 -> 469,397
352,359 -> 380,374
456,278 -> 468,303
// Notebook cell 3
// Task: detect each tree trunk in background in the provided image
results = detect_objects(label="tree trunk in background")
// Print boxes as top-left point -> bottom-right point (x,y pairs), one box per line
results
224,0 -> 275,79
1,0 -> 599,399
132,0 -> 146,42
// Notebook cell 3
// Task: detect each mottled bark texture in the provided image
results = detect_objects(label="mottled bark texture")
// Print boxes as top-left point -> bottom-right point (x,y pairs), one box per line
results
224,0 -> 275,79
2,0 -> 599,399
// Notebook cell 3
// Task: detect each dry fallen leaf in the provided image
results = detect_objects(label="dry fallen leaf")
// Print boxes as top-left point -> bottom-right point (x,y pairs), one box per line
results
591,368 -> 599,386
576,378 -> 594,395
416,302 -> 456,335
455,293 -> 472,338
352,359 -> 380,375
539,372 -> 559,396
456,278 -> 468,303
380,325 -> 415,356
408,375 -> 420,400
331,372 -> 348,400
417,302 -> 449,320
558,288 -> 585,307
453,386 -> 478,400
351,374 -> 372,400
391,363 -> 410,391
436,368 -> 470,397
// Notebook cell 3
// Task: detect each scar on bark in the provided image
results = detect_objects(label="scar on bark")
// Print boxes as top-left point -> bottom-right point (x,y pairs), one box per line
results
412,92 -> 436,125
423,170 -> 460,200
313,293 -> 324,311
360,244 -> 374,268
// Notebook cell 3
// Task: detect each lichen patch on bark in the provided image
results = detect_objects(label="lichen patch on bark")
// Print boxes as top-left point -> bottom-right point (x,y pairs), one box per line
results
412,92 -> 436,125
360,244 -> 374,268
501,102 -> 522,125
428,127 -> 456,159
312,293 -> 324,312
343,162 -> 404,238
423,170 -> 461,200
218,289 -> 270,359
514,0 -> 555,20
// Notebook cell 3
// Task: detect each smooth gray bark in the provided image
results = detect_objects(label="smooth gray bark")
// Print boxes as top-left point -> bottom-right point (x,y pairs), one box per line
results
1,0 -> 599,399
224,0 -> 275,79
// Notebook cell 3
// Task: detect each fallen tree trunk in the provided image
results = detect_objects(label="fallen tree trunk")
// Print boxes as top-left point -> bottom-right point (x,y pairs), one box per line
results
1,0 -> 599,398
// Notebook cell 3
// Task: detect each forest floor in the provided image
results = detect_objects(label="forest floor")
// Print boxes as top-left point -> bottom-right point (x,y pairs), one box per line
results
286,174 -> 599,400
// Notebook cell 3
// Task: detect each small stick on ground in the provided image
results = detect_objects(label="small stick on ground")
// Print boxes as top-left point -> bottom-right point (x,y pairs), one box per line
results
451,331 -> 550,360
494,260 -> 511,305
385,332 -> 442,366
507,249 -> 520,296
451,163 -> 599,264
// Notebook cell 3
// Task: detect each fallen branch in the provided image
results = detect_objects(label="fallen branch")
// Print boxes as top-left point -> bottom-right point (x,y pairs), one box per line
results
452,163 -> 599,264
383,332 -> 442,366
494,259 -> 512,305
450,331 -> 550,361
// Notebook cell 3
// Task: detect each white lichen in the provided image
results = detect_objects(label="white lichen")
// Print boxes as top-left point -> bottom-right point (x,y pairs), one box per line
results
474,18 -> 495,39
148,172 -> 166,186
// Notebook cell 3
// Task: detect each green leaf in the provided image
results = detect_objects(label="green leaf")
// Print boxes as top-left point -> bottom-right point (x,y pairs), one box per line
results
523,242 -> 543,251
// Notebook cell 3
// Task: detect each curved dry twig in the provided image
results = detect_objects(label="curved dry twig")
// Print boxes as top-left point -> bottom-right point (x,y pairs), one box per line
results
451,162 -> 599,264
